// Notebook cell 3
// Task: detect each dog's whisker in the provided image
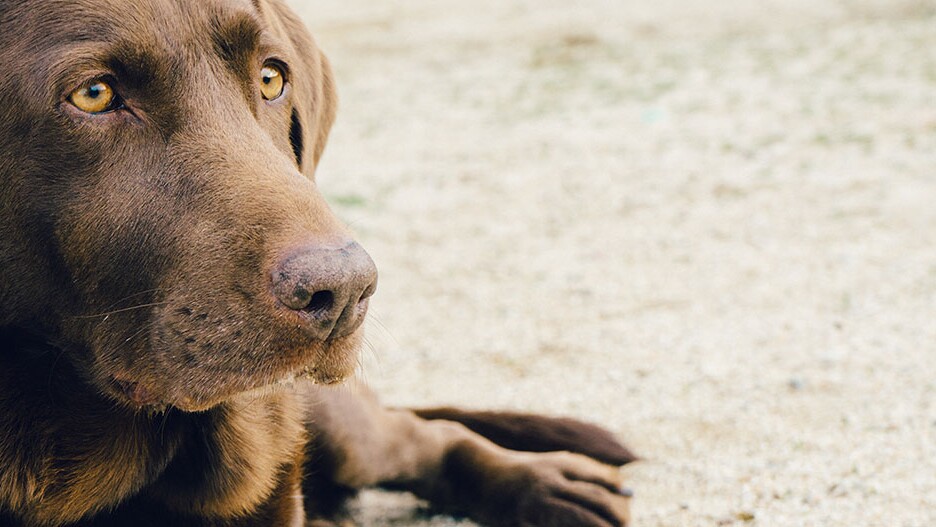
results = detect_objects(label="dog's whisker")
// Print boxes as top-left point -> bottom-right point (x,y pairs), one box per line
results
361,335 -> 378,360
353,349 -> 369,388
366,313 -> 396,343
78,288 -> 167,322
72,301 -> 170,320
100,288 -> 165,311
122,323 -> 151,344
364,314 -> 398,367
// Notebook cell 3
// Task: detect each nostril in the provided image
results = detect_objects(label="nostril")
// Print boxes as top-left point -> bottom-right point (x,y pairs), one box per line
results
360,281 -> 377,303
270,241 -> 376,339
303,290 -> 334,315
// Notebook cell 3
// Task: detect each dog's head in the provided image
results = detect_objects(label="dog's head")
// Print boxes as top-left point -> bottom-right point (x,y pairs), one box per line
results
0,0 -> 376,411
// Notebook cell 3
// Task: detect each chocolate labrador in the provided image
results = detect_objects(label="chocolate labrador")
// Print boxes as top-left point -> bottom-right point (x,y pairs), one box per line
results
0,1 -> 636,525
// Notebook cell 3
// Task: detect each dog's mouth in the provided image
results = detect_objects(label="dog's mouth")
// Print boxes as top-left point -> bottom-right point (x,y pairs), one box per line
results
110,366 -> 349,412
103,331 -> 362,412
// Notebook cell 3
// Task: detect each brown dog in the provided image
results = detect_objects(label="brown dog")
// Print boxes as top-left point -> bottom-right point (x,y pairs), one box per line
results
0,1 -> 636,525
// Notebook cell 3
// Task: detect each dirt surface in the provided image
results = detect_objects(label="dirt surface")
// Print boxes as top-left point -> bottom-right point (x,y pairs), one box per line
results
290,1 -> 936,525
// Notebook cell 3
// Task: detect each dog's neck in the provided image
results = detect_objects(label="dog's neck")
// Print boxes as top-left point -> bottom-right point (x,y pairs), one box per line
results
0,331 -> 306,525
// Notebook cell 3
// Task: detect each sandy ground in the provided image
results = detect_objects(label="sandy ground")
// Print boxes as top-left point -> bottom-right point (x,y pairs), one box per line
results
289,1 -> 936,525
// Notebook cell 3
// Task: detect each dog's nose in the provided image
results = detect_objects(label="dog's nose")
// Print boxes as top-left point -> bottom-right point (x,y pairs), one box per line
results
271,241 -> 377,340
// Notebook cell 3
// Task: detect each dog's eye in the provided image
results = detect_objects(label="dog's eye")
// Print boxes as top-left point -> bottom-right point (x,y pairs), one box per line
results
260,63 -> 285,101
69,80 -> 120,114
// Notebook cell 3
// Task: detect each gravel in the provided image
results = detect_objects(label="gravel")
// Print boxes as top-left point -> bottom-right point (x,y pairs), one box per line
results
290,1 -> 936,525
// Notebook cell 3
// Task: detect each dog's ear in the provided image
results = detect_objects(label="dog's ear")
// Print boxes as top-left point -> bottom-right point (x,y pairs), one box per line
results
260,0 -> 338,177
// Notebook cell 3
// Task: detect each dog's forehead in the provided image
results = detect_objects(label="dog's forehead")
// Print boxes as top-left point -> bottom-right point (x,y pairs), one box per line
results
2,0 -> 269,53
0,0 -> 299,111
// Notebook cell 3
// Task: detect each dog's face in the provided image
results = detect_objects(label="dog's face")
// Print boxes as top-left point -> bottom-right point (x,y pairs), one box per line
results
0,0 -> 375,411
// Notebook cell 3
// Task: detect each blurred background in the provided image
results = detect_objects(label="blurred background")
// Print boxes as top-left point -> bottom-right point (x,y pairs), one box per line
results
290,1 -> 936,525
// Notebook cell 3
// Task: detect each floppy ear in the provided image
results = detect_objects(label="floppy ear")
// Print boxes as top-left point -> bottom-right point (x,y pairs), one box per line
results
260,0 -> 338,177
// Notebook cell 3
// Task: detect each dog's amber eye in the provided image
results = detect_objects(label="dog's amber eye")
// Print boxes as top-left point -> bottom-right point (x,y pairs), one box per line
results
69,80 -> 118,114
260,64 -> 285,101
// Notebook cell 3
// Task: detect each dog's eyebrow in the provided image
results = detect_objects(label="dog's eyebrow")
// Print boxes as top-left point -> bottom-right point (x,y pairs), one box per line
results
212,11 -> 264,65
49,42 -> 167,97
108,45 -> 168,89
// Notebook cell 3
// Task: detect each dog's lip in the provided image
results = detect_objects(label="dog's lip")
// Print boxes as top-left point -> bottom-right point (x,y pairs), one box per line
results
111,377 -> 164,407
169,367 -> 352,412
109,368 -> 350,412
105,327 -> 361,411
298,366 -> 350,386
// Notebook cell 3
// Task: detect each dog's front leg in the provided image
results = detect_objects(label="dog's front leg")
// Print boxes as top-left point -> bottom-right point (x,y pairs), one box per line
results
302,382 -> 632,527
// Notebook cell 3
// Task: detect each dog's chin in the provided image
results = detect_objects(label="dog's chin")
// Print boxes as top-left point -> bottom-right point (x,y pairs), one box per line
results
100,331 -> 363,413
171,361 -> 359,413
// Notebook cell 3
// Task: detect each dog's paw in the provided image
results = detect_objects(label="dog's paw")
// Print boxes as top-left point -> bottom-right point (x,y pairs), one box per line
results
486,451 -> 632,527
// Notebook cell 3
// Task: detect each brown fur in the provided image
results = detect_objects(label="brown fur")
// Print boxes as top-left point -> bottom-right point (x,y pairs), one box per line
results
0,1 -> 635,526
413,408 -> 639,467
